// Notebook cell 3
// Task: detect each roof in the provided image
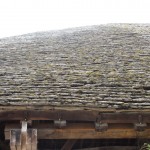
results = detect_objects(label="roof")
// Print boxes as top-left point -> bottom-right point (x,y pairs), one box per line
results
0,24 -> 150,109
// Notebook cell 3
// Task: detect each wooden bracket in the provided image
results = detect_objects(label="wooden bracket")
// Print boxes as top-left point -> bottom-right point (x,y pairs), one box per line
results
95,113 -> 108,131
54,111 -> 66,128
10,121 -> 37,150
134,123 -> 147,131
95,122 -> 108,131
134,115 -> 147,131
95,122 -> 108,132
54,120 -> 66,128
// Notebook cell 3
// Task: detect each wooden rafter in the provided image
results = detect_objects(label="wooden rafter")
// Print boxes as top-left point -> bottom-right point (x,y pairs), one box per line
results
61,139 -> 77,150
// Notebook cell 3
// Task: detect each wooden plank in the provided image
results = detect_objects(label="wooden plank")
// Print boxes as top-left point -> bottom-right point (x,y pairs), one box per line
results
99,113 -> 141,123
75,146 -> 137,150
10,130 -> 22,150
31,129 -> 37,150
15,130 -> 21,150
1,105 -> 150,113
27,130 -> 32,150
5,123 -> 150,140
9,128 -> 37,150
10,130 -> 16,150
21,121 -> 27,150
1,110 -> 150,124
61,139 -> 77,150
0,106 -> 115,112
0,110 -> 98,121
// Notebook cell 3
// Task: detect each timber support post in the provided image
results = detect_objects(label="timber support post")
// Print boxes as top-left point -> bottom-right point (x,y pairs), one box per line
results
10,121 -> 37,150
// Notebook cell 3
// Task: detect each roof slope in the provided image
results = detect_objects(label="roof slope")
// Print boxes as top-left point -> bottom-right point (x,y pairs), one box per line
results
0,24 -> 150,109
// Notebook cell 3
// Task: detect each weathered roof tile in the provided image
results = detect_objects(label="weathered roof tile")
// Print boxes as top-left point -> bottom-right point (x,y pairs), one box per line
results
0,24 -> 150,109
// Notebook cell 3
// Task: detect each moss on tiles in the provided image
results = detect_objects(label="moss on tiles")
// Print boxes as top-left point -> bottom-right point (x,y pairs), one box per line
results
0,24 -> 150,109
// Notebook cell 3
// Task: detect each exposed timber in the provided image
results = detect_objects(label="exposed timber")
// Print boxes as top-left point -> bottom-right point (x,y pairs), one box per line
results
5,123 -> 150,140
75,146 -> 137,150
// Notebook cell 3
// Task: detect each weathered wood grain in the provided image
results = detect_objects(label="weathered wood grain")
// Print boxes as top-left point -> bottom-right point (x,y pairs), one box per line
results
5,123 -> 150,139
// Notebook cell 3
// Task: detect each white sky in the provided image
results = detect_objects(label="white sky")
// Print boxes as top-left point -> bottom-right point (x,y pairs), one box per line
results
0,0 -> 150,38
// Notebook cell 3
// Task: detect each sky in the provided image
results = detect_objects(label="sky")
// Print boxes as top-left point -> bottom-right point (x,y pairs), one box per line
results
0,0 -> 150,38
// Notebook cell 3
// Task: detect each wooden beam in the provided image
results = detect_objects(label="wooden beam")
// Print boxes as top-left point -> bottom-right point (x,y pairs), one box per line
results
9,129 -> 37,150
1,110 -> 150,124
9,121 -> 37,150
5,123 -> 150,140
21,121 -> 27,150
0,106 -> 116,112
10,130 -> 16,150
61,139 -> 77,150
10,130 -> 22,150
31,129 -> 37,150
0,110 -> 98,121
0,105 -> 150,113
76,146 -> 137,150
27,130 -> 32,150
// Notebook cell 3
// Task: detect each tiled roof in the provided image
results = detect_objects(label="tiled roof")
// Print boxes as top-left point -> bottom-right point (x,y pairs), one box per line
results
0,24 -> 150,109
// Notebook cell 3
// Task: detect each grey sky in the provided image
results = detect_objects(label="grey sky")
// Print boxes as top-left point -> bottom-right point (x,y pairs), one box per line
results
0,0 -> 150,38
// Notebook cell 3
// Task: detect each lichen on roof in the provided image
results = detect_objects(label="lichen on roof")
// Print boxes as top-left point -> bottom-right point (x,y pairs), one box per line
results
0,24 -> 150,109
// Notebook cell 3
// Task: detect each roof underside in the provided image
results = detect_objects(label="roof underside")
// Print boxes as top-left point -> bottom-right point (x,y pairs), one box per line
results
0,24 -> 150,109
